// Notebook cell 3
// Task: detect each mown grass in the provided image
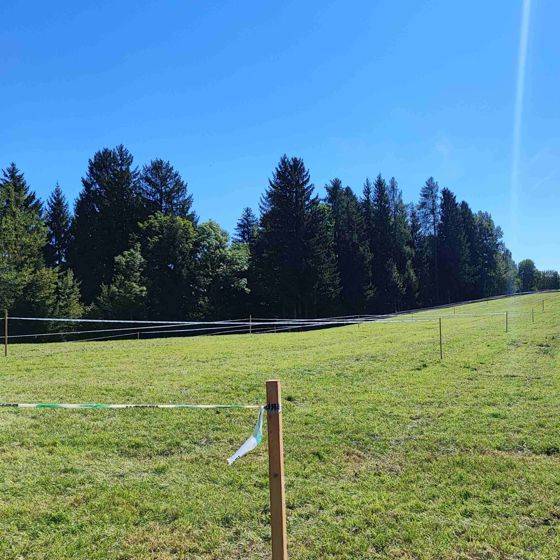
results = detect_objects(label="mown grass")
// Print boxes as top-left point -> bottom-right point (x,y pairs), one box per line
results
0,292 -> 559,559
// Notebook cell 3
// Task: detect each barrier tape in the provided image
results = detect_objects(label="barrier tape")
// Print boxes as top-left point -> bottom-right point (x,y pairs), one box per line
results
0,401 -> 264,464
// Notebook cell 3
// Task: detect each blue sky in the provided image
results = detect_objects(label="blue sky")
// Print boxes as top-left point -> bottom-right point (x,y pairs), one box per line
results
1,0 -> 558,269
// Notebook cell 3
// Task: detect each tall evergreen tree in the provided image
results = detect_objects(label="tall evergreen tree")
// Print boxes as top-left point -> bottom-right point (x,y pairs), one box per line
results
0,163 -> 47,311
325,179 -> 369,313
70,145 -> 146,302
438,188 -> 469,303
370,174 -> 402,312
387,177 -> 414,309
140,159 -> 196,220
458,201 -> 479,299
252,155 -> 339,317
45,183 -> 71,268
418,177 -> 440,303
234,207 -> 258,244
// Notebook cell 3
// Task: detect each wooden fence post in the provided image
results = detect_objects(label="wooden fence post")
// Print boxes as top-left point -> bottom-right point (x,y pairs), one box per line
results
266,380 -> 288,560
542,299 -> 545,313
4,309 -> 7,357
532,308 -> 534,324
249,315 -> 253,335
438,317 -> 443,360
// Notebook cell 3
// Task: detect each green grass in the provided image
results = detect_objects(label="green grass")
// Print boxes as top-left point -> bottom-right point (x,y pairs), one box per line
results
1,292 -> 559,559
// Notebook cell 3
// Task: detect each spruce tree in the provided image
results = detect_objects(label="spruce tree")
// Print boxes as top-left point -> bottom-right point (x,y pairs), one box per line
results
52,270 -> 84,323
0,163 -> 48,312
140,159 -> 196,220
437,188 -> 469,303
370,174 -> 402,312
70,145 -> 146,302
252,155 -> 338,317
45,183 -> 71,268
325,178 -> 369,313
418,177 -> 440,303
234,207 -> 258,244
388,177 -> 414,309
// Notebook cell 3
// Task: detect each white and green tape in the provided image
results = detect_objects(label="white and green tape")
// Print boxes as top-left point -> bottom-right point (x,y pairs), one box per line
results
0,401 -> 264,464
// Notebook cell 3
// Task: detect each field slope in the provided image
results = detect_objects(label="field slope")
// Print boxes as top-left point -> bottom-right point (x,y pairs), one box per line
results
1,292 -> 559,559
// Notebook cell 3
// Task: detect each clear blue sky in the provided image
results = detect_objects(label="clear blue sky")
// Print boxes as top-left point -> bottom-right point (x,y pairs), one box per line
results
1,0 -> 558,269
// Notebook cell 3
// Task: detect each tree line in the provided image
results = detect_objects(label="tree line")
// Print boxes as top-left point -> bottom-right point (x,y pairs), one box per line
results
0,146 -> 557,327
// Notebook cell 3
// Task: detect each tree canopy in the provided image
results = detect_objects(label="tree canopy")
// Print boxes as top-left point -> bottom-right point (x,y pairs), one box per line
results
0,149 -> 555,322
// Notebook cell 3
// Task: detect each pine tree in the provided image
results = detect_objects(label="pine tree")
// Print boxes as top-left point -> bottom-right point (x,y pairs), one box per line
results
325,178 -> 369,313
70,145 -> 147,302
234,207 -> 258,244
45,184 -> 71,268
140,159 -> 196,220
252,155 -> 338,317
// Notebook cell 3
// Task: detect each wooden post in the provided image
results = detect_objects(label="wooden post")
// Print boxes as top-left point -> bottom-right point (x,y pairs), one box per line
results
4,309 -> 7,357
266,380 -> 288,560
542,299 -> 545,313
438,317 -> 443,360
532,308 -> 534,324
249,315 -> 253,335
137,332 -> 140,340
505,311 -> 509,333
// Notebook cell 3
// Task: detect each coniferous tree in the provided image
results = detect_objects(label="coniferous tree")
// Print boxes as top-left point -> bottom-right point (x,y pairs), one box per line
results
325,178 -> 369,313
234,207 -> 258,244
70,145 -> 146,302
0,164 -> 49,313
360,178 -> 375,305
140,159 -> 196,220
458,201 -> 479,299
387,177 -> 414,309
418,177 -> 440,303
438,188 -> 469,303
45,184 -> 71,268
252,155 -> 339,317
370,174 -> 402,312
52,270 -> 84,323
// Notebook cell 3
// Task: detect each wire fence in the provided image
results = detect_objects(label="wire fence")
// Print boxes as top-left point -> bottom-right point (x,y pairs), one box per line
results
2,290 -> 558,361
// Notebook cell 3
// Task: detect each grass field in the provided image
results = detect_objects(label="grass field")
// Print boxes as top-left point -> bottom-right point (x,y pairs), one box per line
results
1,292 -> 559,559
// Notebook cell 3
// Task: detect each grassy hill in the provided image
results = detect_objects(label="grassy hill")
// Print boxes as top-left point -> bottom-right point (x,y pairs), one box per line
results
1,292 -> 559,559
